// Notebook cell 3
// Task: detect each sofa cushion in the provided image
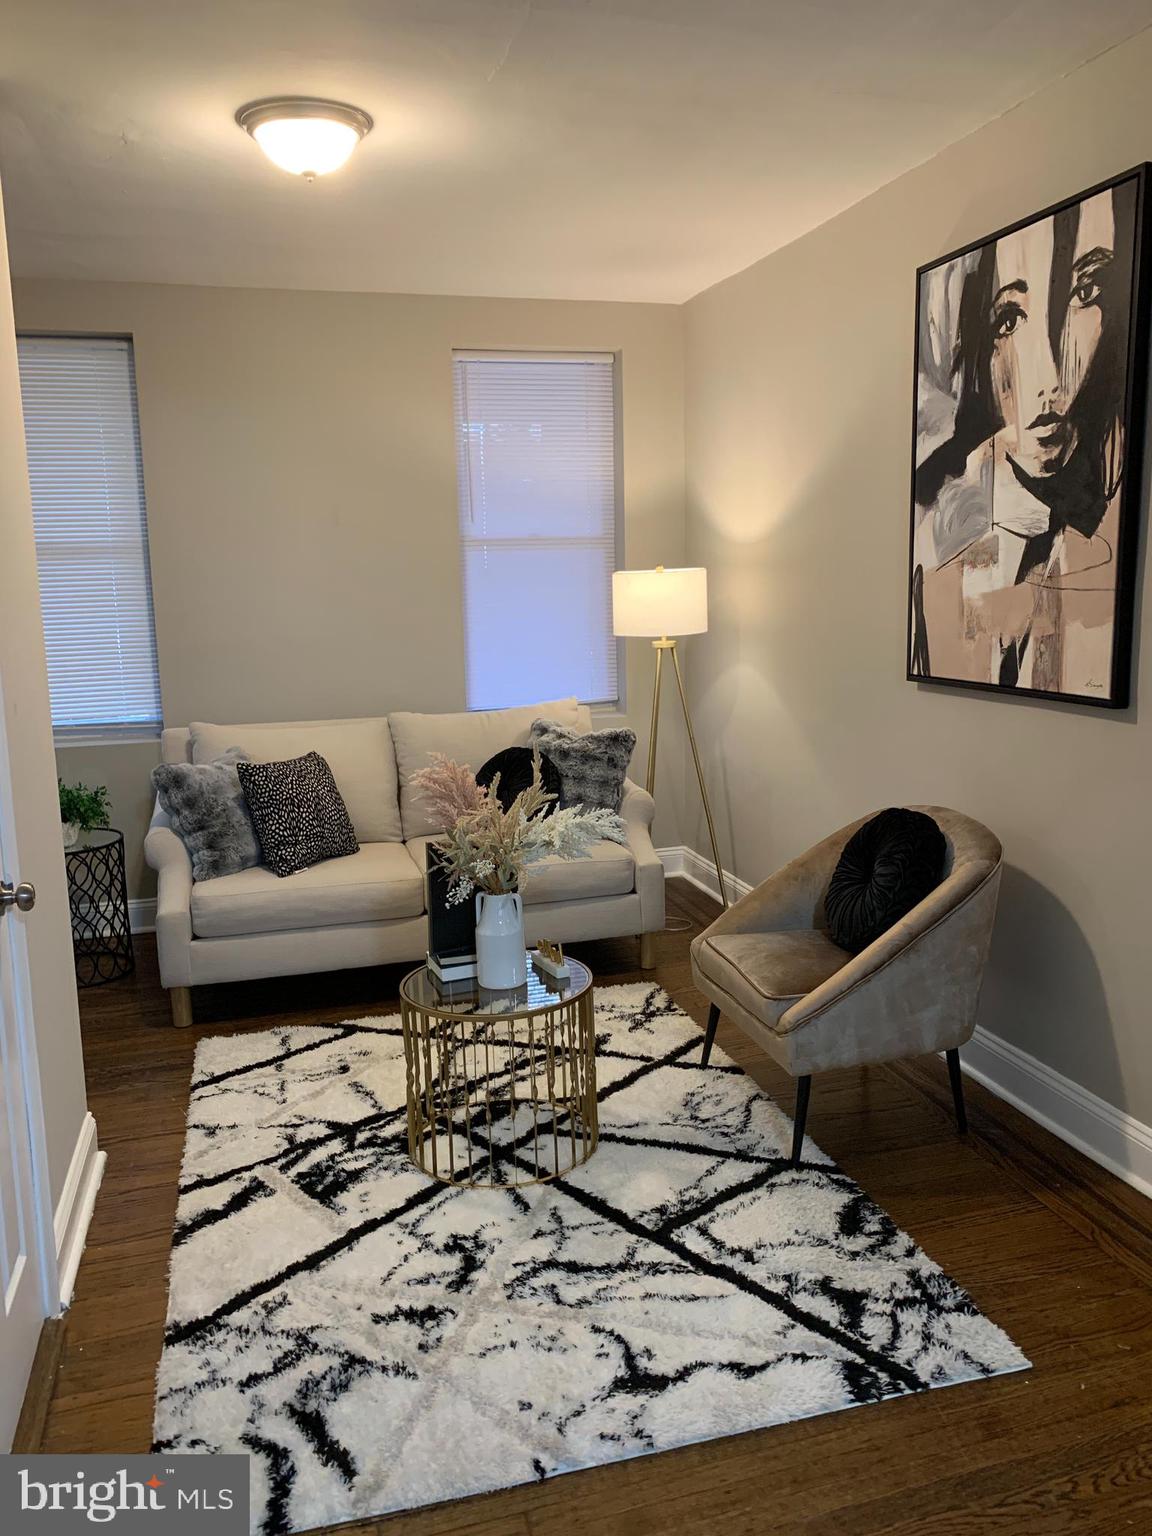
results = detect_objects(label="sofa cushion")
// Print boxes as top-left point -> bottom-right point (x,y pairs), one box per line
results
693,930 -> 850,1032
405,835 -> 634,905
390,698 -> 589,838
191,842 -> 424,938
190,718 -> 401,843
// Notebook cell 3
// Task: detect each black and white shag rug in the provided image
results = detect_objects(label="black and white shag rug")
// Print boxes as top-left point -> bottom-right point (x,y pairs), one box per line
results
154,984 -> 1027,1534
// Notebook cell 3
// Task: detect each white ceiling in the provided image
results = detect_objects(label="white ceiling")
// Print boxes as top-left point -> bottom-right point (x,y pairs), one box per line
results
1,0 -> 1149,304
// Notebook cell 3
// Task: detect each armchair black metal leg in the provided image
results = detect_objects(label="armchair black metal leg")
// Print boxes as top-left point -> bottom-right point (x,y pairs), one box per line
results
946,1048 -> 968,1135
790,1075 -> 812,1164
701,1003 -> 720,1066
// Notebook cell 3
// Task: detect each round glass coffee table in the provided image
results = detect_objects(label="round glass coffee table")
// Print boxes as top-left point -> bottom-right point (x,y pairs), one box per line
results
399,956 -> 597,1188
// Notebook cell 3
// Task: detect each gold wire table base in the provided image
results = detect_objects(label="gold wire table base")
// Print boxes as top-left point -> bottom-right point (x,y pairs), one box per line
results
401,985 -> 598,1187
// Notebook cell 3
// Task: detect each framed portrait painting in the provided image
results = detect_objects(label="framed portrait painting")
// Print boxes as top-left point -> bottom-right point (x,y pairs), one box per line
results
908,165 -> 1152,707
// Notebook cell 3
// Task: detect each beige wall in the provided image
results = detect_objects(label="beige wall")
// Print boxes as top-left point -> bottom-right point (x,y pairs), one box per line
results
683,29 -> 1152,1123
0,181 -> 89,1211
11,282 -> 689,899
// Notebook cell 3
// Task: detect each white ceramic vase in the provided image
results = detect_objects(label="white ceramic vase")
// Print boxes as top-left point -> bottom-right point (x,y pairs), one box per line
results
62,821 -> 79,849
474,891 -> 527,989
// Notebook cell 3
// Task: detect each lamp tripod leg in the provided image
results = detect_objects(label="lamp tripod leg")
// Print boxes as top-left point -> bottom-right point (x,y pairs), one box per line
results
645,642 -> 664,797
670,643 -> 728,910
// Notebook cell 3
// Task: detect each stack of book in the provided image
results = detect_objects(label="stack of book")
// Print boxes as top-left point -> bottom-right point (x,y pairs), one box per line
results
427,950 -> 477,985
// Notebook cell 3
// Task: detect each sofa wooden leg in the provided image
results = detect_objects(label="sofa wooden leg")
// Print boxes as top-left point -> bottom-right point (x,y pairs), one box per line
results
639,932 -> 656,970
169,986 -> 193,1029
701,1003 -> 720,1067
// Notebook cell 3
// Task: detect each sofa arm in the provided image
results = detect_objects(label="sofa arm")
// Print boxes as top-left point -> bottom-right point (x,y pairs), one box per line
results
619,779 -> 664,933
144,798 -> 194,988
619,777 -> 655,830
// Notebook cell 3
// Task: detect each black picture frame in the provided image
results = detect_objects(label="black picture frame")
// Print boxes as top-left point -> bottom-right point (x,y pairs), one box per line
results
906,164 -> 1152,708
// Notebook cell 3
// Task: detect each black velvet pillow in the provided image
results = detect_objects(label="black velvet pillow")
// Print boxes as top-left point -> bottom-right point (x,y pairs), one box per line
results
476,746 -> 560,816
824,808 -> 946,954
236,751 -> 359,878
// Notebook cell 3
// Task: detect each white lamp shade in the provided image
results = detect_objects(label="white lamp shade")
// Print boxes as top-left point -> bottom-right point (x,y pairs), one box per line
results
612,567 -> 708,637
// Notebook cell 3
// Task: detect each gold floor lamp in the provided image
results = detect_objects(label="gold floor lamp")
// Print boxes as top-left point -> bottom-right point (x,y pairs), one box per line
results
612,565 -> 729,910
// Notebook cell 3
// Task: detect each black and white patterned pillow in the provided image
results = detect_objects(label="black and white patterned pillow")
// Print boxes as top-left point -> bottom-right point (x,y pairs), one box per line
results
236,752 -> 359,878
528,719 -> 636,811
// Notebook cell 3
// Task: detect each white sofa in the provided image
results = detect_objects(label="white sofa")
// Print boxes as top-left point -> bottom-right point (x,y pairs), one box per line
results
145,698 -> 664,1025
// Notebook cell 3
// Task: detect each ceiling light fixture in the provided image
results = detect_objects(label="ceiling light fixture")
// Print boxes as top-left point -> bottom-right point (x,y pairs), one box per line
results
236,97 -> 373,180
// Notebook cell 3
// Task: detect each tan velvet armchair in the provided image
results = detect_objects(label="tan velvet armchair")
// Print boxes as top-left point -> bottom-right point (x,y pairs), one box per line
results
690,806 -> 1002,1162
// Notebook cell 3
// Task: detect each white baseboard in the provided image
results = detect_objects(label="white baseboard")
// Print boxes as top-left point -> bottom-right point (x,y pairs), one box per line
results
77,895 -> 156,938
53,1111 -> 106,1309
959,1027 -> 1152,1200
129,897 -> 156,934
657,845 -> 752,906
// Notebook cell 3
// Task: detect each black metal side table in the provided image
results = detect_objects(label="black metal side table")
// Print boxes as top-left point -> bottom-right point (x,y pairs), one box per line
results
64,828 -> 135,987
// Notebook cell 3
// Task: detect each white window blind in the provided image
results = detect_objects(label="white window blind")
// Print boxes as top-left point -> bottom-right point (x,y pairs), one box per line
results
454,351 -> 619,711
18,336 -> 162,739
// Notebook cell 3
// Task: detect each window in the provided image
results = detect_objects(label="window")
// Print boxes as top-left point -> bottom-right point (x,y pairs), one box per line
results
454,350 -> 619,711
18,336 -> 162,740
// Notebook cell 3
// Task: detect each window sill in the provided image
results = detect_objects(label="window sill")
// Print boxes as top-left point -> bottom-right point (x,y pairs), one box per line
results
54,728 -> 162,750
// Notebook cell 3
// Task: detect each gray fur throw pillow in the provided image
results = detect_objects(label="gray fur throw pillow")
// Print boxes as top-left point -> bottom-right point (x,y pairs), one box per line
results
151,748 -> 261,882
529,719 -> 636,811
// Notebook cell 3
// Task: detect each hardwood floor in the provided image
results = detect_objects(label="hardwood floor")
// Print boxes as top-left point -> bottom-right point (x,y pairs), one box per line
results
33,878 -> 1152,1533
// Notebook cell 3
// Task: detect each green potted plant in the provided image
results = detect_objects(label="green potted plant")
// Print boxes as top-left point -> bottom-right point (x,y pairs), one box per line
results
58,779 -> 111,849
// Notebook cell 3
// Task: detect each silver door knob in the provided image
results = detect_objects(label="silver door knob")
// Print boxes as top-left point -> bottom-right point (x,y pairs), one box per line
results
0,880 -> 36,913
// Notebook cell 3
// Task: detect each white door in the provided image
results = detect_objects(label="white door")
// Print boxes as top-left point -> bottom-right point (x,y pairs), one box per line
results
0,751 -> 57,1449
0,175 -> 87,1449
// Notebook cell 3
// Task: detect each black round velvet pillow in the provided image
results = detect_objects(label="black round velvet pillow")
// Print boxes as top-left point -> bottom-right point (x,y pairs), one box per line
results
476,747 -> 560,815
824,808 -> 946,954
